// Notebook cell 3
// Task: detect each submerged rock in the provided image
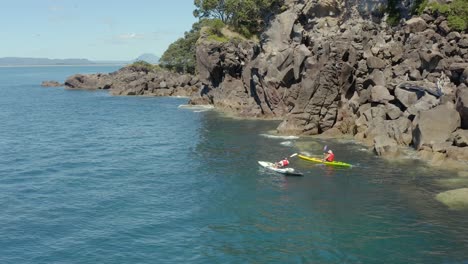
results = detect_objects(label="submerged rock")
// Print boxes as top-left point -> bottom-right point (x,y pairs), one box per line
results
436,188 -> 468,210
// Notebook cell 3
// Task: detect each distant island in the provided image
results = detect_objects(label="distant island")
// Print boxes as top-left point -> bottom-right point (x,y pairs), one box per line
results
134,53 -> 160,64
0,53 -> 159,66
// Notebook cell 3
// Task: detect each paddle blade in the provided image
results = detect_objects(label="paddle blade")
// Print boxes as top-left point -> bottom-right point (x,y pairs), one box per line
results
323,145 -> 328,151
290,153 -> 298,158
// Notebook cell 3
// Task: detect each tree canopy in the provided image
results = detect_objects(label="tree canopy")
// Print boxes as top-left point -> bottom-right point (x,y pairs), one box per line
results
194,0 -> 283,36
159,21 -> 206,74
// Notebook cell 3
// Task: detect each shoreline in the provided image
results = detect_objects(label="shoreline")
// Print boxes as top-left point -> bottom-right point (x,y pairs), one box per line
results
0,64 -> 126,68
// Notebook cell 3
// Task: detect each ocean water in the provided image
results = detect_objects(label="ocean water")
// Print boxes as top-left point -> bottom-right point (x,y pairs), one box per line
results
0,66 -> 468,264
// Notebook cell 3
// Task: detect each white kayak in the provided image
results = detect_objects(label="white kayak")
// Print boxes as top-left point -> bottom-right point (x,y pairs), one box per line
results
258,161 -> 303,176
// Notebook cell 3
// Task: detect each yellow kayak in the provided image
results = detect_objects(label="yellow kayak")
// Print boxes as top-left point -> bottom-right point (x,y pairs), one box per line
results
298,154 -> 352,167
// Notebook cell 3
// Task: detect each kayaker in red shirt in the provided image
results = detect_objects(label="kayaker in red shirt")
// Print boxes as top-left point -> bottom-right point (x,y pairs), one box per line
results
323,150 -> 335,162
275,157 -> 290,168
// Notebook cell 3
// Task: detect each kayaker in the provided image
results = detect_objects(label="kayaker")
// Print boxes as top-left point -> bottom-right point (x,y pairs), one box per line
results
323,150 -> 335,162
275,157 -> 290,168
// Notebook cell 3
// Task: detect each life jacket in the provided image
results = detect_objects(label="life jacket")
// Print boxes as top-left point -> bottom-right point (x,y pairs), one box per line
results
326,153 -> 335,162
280,159 -> 289,167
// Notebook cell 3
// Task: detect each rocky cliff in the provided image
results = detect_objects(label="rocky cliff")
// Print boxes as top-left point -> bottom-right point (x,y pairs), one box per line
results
190,0 -> 468,167
60,0 -> 467,168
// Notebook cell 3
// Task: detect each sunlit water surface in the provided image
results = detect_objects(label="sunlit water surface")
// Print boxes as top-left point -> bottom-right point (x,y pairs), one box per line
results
0,66 -> 467,263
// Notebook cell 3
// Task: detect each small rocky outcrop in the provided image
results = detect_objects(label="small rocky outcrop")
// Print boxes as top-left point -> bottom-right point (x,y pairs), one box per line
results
63,67 -> 200,97
41,80 -> 63,87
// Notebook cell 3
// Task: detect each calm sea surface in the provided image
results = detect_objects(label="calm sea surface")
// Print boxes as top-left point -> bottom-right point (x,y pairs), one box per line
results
0,66 -> 467,263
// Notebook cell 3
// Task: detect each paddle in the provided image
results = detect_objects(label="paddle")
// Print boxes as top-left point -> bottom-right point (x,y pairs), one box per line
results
290,153 -> 298,158
322,145 -> 328,161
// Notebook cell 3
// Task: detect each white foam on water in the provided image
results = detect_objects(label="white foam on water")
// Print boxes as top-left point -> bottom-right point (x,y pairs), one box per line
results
280,141 -> 294,147
178,104 -> 214,111
260,134 -> 299,140
299,151 -> 314,156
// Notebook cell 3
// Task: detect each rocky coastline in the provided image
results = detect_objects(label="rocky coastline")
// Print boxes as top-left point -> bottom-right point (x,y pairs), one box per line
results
53,1 -> 468,206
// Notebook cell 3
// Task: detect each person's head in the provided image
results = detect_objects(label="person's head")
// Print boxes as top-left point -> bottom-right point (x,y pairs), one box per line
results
328,150 -> 333,154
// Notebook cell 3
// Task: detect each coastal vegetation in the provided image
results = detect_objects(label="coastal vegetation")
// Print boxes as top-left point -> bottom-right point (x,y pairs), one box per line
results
193,0 -> 283,37
159,20 -> 205,74
127,60 -> 162,73
159,0 -> 283,74
422,0 -> 467,31
386,0 -> 409,26
385,0 -> 467,31
159,19 -> 234,74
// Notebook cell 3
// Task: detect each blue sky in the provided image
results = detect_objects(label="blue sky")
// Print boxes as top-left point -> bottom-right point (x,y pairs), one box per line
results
0,0 -> 197,60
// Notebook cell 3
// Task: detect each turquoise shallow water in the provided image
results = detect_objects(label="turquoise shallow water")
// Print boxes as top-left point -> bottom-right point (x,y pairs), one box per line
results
1,66 -> 468,263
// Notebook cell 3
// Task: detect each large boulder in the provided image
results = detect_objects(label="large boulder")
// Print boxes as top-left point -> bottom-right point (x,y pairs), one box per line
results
374,135 -> 400,157
366,56 -> 386,69
405,17 -> 428,33
436,188 -> 468,210
406,93 -> 439,116
419,49 -> 443,72
413,104 -> 461,150
395,87 -> 420,109
370,85 -> 394,103
452,129 -> 468,147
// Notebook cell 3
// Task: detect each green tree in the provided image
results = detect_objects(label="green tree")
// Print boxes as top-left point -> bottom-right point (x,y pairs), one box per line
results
194,0 -> 231,23
159,21 -> 205,74
193,0 -> 283,36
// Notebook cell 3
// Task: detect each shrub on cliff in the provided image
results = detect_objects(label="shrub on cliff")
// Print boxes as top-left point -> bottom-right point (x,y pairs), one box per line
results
386,0 -> 402,26
209,19 -> 225,36
127,61 -> 161,73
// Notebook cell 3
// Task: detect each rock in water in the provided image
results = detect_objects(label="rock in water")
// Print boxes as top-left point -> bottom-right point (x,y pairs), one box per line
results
41,80 -> 62,87
436,188 -> 468,210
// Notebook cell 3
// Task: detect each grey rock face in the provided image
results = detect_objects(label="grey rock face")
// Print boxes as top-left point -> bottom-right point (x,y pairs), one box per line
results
58,0 -> 468,168
452,129 -> 468,147
413,104 -> 461,150
405,17 -> 428,33
457,88 -> 468,128
64,66 -> 199,97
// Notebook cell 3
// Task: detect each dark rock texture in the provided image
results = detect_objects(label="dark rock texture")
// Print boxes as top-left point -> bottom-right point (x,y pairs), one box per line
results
190,0 -> 468,166
64,67 -> 200,97
55,0 -> 468,169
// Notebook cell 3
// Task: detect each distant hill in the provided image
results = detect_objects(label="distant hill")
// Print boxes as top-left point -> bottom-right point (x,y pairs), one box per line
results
0,57 -> 128,66
134,53 -> 160,64
0,57 -> 94,66
0,55 -> 160,66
